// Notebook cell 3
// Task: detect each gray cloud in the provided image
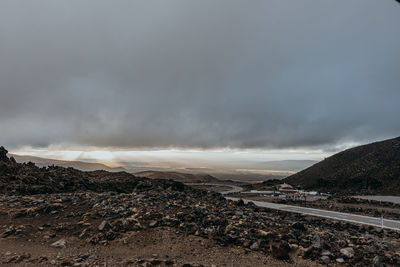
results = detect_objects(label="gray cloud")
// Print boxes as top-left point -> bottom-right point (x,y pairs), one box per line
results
1,0 -> 400,150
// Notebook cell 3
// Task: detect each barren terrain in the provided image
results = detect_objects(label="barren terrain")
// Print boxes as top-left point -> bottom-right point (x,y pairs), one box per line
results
1,147 -> 400,266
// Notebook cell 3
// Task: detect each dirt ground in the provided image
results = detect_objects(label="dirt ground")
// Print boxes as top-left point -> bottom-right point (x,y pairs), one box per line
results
0,227 -> 319,267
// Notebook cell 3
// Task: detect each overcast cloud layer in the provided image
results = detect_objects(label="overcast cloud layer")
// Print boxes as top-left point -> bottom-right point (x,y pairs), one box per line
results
1,1 -> 400,150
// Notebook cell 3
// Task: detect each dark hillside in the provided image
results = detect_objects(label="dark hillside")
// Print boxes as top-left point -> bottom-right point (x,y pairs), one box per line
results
284,137 -> 400,195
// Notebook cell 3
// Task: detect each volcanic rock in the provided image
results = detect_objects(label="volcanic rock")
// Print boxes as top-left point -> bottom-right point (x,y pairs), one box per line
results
320,255 -> 330,264
336,258 -> 344,263
0,147 -> 9,162
98,221 -> 111,232
271,241 -> 290,260
340,247 -> 354,258
291,221 -> 306,231
373,256 -> 384,267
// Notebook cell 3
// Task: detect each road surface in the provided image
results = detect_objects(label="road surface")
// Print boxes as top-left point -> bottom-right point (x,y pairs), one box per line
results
227,197 -> 400,231
185,183 -> 243,195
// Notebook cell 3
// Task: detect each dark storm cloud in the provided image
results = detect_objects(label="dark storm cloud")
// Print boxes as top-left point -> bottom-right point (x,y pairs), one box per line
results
1,0 -> 400,150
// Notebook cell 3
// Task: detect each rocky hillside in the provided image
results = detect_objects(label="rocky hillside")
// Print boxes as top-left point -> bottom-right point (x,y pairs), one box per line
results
0,147 -> 183,195
284,136 -> 400,195
135,170 -> 219,183
1,146 -> 400,266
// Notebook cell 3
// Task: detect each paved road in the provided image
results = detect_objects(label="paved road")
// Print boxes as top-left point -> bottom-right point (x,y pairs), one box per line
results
227,197 -> 400,231
185,183 -> 243,195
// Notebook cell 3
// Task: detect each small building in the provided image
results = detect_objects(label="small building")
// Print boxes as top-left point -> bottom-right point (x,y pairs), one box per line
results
278,183 -> 293,190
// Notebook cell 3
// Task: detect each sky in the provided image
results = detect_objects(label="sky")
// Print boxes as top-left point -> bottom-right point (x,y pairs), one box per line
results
1,1 -> 400,164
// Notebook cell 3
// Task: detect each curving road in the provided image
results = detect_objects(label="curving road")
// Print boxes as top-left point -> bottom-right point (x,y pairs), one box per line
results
185,183 -> 243,195
227,197 -> 400,231
186,183 -> 400,231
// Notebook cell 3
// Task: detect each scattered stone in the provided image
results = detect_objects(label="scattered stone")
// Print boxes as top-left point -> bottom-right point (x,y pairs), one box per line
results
312,235 -> 322,249
373,255 -> 384,267
2,227 -> 15,238
271,241 -> 290,260
79,228 -> 88,239
51,239 -> 67,248
291,222 -> 306,231
149,220 -> 158,228
321,250 -> 332,256
320,255 -> 330,264
250,242 -> 259,250
336,258 -> 344,263
340,247 -> 354,258
98,221 -> 111,232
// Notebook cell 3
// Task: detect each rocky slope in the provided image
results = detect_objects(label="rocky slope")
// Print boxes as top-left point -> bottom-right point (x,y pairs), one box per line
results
0,147 -> 183,196
1,146 -> 400,266
284,136 -> 400,195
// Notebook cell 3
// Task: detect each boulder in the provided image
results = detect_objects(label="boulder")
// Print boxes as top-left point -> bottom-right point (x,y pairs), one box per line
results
0,146 -> 9,162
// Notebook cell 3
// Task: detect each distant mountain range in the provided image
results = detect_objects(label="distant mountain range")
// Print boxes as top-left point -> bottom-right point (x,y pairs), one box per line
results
284,136 -> 400,195
11,154 -> 127,172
